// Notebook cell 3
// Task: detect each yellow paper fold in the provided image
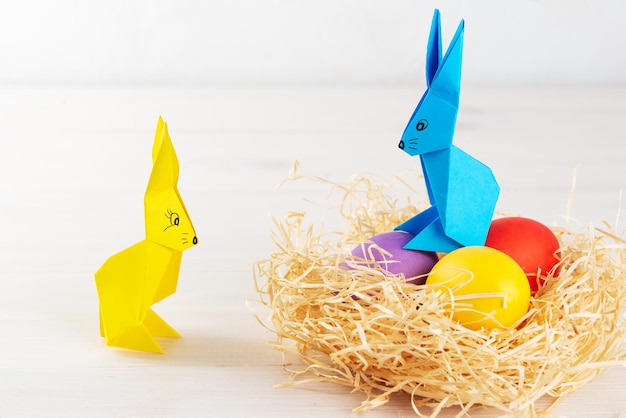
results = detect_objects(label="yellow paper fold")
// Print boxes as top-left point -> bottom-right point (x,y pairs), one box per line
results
95,117 -> 197,353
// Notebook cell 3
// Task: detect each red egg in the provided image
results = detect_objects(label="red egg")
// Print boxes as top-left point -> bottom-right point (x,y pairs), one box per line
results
485,217 -> 560,292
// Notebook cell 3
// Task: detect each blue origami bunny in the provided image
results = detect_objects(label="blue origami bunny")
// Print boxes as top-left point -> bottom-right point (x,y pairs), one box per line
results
396,9 -> 499,253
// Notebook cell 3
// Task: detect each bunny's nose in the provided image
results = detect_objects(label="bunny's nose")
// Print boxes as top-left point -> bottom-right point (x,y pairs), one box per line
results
398,140 -> 405,150
192,236 -> 198,245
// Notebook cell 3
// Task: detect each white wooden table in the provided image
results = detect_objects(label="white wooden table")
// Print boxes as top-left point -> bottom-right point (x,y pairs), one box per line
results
0,86 -> 624,417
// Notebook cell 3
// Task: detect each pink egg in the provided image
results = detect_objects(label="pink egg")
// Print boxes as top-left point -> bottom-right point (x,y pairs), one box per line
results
347,231 -> 439,285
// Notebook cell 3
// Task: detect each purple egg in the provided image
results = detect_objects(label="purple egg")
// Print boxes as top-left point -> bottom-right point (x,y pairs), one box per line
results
347,231 -> 439,285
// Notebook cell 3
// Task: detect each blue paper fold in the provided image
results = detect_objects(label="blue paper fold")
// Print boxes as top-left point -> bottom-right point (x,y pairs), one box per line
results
396,9 -> 499,253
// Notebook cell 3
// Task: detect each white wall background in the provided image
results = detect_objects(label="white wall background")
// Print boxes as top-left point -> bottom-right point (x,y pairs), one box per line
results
0,0 -> 623,85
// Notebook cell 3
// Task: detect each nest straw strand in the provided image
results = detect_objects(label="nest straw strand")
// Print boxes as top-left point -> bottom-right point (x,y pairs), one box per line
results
253,164 -> 626,417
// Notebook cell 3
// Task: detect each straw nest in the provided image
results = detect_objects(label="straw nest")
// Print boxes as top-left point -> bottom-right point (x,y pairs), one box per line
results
252,163 -> 626,417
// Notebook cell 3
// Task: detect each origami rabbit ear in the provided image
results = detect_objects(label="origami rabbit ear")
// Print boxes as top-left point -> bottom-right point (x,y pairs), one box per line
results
147,116 -> 179,194
429,18 -> 465,108
426,9 -> 442,87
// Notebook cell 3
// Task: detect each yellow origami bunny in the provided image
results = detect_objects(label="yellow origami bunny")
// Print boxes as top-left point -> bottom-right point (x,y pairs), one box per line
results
95,117 -> 198,353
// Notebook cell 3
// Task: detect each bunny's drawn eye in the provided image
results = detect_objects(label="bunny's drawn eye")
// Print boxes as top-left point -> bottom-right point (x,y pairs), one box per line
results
164,209 -> 180,231
416,119 -> 428,131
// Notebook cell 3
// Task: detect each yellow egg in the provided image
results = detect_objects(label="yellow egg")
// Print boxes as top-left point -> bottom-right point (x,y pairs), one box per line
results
426,246 -> 531,330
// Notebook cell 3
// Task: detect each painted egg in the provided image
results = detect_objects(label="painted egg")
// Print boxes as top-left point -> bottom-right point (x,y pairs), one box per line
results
348,231 -> 438,285
485,217 -> 560,292
426,246 -> 531,330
